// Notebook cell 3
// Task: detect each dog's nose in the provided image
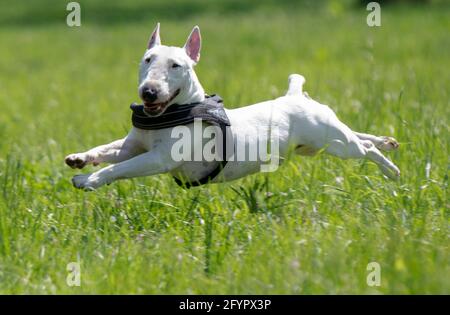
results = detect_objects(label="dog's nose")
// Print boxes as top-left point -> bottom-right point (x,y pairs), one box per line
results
142,87 -> 158,103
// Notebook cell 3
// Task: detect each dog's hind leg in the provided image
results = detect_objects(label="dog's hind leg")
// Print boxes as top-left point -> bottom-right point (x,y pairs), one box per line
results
362,141 -> 400,179
323,134 -> 400,179
353,131 -> 399,152
286,74 -> 305,95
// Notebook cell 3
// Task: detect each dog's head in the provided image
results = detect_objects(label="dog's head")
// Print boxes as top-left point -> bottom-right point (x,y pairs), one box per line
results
138,23 -> 202,117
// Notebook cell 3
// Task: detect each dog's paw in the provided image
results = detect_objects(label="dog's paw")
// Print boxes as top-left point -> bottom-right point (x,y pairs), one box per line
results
65,153 -> 89,169
379,163 -> 401,180
377,136 -> 399,152
72,174 -> 102,191
390,165 -> 401,179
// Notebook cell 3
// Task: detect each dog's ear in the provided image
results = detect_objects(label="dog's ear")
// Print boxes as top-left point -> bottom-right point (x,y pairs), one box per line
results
184,26 -> 201,63
147,22 -> 161,49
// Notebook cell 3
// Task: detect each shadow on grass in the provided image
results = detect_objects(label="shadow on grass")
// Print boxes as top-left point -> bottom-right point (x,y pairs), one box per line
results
0,0 -> 319,28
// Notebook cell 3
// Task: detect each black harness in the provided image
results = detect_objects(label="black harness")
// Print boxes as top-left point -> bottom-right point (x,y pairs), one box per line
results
130,94 -> 231,188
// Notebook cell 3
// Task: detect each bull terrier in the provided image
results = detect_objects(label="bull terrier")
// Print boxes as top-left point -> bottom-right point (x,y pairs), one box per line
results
65,23 -> 400,190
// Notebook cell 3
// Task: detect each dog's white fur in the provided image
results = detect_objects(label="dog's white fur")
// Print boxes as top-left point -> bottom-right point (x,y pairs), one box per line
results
65,24 -> 400,190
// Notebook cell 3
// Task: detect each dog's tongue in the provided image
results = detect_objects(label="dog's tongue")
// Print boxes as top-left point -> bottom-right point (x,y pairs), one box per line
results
144,102 -> 161,109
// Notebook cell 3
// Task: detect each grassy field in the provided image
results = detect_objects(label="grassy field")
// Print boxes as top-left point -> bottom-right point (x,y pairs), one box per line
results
0,0 -> 448,294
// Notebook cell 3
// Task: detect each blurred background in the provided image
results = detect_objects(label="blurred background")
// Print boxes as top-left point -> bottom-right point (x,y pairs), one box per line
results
0,0 -> 448,294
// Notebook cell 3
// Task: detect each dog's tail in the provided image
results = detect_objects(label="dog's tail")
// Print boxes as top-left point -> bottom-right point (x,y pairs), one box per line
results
286,74 -> 305,96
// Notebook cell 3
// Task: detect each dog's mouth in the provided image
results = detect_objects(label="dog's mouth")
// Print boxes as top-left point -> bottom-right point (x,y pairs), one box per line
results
143,89 -> 180,116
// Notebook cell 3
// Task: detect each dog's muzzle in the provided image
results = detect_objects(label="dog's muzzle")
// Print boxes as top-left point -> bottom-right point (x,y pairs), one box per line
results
141,87 -> 158,103
143,89 -> 180,116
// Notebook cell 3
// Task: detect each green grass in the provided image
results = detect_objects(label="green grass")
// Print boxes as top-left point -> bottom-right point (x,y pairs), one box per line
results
0,0 -> 448,294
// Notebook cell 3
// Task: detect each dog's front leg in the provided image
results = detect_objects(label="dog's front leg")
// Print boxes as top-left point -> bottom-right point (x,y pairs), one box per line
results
65,130 -> 144,169
71,150 -> 182,190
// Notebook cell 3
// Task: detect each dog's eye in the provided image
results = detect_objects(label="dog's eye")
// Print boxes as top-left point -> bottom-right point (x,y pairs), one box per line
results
144,57 -> 151,64
172,63 -> 181,69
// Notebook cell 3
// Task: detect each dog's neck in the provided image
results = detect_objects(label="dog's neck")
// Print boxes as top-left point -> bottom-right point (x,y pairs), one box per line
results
176,69 -> 205,105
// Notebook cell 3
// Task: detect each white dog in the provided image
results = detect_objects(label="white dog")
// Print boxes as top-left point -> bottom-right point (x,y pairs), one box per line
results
65,23 -> 400,190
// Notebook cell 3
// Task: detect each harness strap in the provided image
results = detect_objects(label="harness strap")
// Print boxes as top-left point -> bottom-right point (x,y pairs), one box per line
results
173,122 -> 230,188
130,94 -> 232,188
